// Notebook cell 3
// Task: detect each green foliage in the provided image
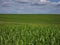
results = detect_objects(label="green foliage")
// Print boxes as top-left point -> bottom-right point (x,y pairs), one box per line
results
0,14 -> 60,45
0,23 -> 60,45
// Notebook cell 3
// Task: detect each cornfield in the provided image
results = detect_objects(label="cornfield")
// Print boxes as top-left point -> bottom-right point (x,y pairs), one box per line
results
0,23 -> 60,45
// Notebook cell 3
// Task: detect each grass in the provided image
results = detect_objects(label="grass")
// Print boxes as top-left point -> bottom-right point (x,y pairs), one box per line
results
0,14 -> 60,23
0,14 -> 60,45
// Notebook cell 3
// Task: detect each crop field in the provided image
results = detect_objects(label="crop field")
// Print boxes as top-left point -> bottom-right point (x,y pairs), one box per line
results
0,14 -> 60,45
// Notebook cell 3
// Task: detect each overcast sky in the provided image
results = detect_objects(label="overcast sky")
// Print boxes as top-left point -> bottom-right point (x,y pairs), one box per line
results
0,0 -> 60,14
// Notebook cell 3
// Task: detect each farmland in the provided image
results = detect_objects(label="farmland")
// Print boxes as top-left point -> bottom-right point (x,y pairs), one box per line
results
0,14 -> 60,45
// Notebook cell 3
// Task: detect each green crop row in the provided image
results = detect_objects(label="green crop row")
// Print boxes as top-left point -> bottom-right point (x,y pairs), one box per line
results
0,24 -> 60,45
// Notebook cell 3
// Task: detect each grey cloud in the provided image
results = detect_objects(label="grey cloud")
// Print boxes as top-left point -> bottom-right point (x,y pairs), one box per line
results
0,0 -> 60,14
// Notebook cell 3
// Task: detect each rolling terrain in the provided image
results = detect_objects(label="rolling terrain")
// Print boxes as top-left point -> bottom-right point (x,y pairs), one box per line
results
0,14 -> 60,45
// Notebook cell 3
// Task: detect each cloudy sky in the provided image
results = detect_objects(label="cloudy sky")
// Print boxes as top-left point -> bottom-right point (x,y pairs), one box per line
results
0,0 -> 60,14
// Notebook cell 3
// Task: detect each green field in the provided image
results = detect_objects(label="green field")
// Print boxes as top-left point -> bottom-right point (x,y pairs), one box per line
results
0,14 -> 60,45
0,14 -> 60,23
